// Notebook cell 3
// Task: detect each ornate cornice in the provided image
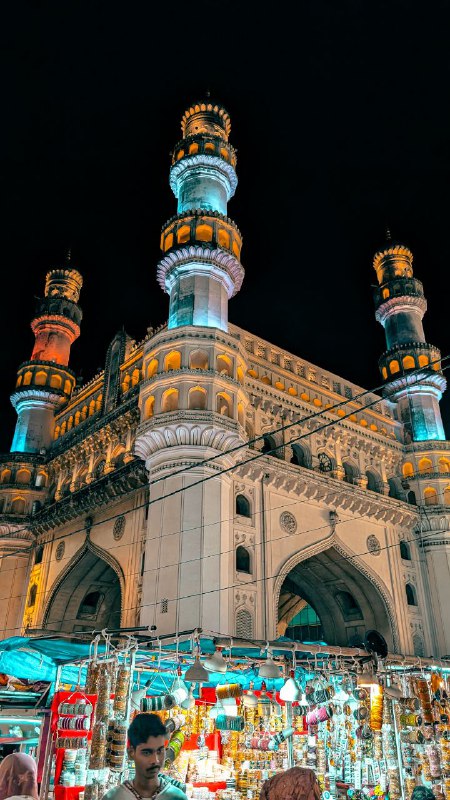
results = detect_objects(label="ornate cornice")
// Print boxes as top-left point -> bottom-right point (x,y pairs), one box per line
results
135,413 -> 244,462
156,246 -> 244,297
235,454 -> 417,526
31,459 -> 147,535
169,154 -> 237,199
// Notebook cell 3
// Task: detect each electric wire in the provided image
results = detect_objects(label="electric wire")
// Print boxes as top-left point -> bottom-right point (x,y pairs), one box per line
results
6,522 -> 447,636
3,352 -> 449,551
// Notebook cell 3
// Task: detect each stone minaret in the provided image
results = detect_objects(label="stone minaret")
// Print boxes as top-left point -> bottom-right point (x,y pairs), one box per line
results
10,263 -> 83,453
157,100 -> 244,331
373,237 -> 446,442
136,101 -> 249,637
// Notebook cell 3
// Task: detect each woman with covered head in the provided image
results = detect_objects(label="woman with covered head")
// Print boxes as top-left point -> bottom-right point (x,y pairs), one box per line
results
0,753 -> 38,800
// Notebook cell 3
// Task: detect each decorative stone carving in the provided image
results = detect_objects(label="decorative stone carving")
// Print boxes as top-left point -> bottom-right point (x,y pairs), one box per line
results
367,535 -> 381,556
279,511 -> 297,534
113,515 -> 126,541
55,541 -> 65,561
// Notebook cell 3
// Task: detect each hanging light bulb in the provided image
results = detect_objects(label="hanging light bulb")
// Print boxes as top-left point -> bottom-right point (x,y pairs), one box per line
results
185,655 -> 209,683
243,681 -> 258,708
181,684 -> 196,710
279,669 -> 301,702
130,679 -> 152,711
258,650 -> 281,680
204,648 -> 227,674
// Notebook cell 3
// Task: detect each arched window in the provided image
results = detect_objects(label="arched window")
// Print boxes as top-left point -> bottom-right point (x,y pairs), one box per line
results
216,392 -> 232,417
162,388 -> 179,413
17,469 -> 32,484
418,354 -> 429,368
27,584 -> 37,607
400,540 -> 411,560
189,350 -> 209,370
343,461 -> 359,485
78,590 -> 103,618
1,469 -> 11,484
144,396 -> 155,419
11,498 -> 26,514
216,354 -> 233,377
34,546 -> 44,565
405,583 -> 417,606
50,374 -> 62,389
122,374 -> 131,393
236,608 -> 253,639
236,494 -> 251,518
131,368 -> 140,387
366,469 -> 382,493
402,462 -> 414,478
389,360 -> 400,374
188,387 -> 207,410
388,477 -> 405,501
177,225 -> 190,244
89,400 -> 96,416
407,490 -> 417,505
237,367 -> 244,384
147,359 -> 158,378
95,395 -> 103,412
196,223 -> 213,242
164,351 -> 181,372
262,433 -> 282,459
35,370 -> 47,386
23,371 -> 32,386
64,380 -> 72,394
291,444 -> 312,469
439,458 -> 450,474
419,457 -> 433,474
403,355 -> 415,370
236,546 -> 251,573
424,487 -> 438,506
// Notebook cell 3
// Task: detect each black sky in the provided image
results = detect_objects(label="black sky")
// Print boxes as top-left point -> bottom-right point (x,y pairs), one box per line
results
2,1 -> 450,451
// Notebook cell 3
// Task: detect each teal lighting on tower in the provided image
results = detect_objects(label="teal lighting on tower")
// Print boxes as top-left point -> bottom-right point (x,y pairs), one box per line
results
373,235 -> 446,442
156,100 -> 245,332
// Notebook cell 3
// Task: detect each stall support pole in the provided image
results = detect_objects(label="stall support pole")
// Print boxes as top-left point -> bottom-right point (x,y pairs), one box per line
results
387,674 -> 405,800
39,664 -> 62,800
285,702 -> 294,769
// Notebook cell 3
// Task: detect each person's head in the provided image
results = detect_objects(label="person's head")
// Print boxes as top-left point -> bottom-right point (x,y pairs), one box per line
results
411,788 -> 435,800
127,713 -> 168,781
0,753 -> 38,800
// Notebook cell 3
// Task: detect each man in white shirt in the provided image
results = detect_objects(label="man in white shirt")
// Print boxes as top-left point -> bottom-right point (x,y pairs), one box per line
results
102,713 -> 187,800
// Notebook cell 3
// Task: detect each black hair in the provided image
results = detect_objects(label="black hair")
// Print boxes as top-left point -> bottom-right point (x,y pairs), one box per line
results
127,713 -> 167,748
411,788 -> 435,800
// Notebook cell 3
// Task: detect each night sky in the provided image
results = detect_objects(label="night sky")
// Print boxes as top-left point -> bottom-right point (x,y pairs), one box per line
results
2,1 -> 450,452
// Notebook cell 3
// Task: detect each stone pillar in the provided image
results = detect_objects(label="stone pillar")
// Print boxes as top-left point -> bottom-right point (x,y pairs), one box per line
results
0,534 -> 33,638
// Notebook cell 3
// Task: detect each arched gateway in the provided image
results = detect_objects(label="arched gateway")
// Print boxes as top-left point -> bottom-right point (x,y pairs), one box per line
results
43,544 -> 122,634
276,546 -> 395,650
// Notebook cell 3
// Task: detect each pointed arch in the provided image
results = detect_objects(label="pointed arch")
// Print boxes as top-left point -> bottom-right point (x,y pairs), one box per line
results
42,539 -> 124,631
273,536 -> 399,651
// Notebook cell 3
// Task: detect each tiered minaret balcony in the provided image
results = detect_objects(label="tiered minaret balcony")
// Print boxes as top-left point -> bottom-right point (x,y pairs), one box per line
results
378,342 -> 445,388
373,237 -> 446,442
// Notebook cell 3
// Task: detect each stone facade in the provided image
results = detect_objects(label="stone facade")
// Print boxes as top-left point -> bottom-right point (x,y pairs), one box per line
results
1,100 -> 450,659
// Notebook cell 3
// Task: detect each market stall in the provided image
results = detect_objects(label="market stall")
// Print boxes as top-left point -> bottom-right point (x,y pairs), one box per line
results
1,629 -> 450,800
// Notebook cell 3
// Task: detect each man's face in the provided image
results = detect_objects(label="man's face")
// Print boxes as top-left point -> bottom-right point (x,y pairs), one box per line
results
128,735 -> 166,780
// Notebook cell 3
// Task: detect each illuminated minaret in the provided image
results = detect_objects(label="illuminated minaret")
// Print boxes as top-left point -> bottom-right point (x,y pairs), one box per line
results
136,101 -> 249,637
157,100 -> 244,331
10,263 -> 83,453
373,236 -> 446,441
